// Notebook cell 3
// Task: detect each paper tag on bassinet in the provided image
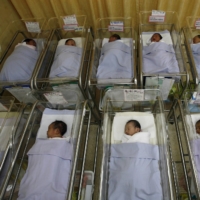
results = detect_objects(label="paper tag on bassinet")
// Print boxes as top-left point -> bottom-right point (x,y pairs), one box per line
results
149,16 -> 165,22
124,89 -> 144,101
63,15 -> 78,25
25,22 -> 41,33
152,10 -> 165,16
195,20 -> 200,29
44,92 -> 68,104
190,92 -> 200,104
63,24 -> 78,31
109,21 -> 124,32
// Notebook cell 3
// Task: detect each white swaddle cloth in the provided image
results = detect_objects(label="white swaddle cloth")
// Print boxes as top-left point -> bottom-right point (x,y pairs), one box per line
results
121,132 -> 150,144
15,42 -> 36,51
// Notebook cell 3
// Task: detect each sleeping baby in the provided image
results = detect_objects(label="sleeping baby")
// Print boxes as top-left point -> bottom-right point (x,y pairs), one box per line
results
47,120 -> 67,138
150,33 -> 163,43
121,120 -> 150,143
17,120 -> 71,200
108,34 -> 121,42
195,120 -> 200,138
0,38 -> 38,82
143,32 -> 179,74
49,38 -> 82,78
65,38 -> 76,46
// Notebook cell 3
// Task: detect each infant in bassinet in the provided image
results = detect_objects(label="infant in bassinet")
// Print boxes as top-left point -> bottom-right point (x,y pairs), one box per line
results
18,120 -> 73,200
179,120 -> 200,195
0,39 -> 39,82
96,34 -> 133,81
143,33 -> 179,74
190,35 -> 200,78
49,38 -> 83,78
108,120 -> 162,200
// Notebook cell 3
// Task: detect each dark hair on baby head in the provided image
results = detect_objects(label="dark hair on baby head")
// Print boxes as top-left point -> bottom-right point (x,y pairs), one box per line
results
154,33 -> 163,40
126,119 -> 141,129
111,34 -> 121,40
51,120 -> 67,136
65,38 -> 75,44
23,38 -> 34,43
196,119 -> 200,125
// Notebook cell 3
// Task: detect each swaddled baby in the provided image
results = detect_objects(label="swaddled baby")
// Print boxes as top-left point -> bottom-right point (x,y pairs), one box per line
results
121,120 -> 150,143
195,120 -> 200,138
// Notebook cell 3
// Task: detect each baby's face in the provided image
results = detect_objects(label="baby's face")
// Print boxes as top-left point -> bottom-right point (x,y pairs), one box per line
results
151,33 -> 161,42
109,37 -> 117,42
26,40 -> 36,47
66,40 -> 76,46
193,36 -> 200,44
196,122 -> 200,134
125,123 -> 140,136
47,124 -> 55,138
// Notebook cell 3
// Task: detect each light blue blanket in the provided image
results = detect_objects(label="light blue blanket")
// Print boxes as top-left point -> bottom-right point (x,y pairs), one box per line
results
96,41 -> 133,79
192,139 -> 200,183
143,42 -> 179,74
191,44 -> 200,78
0,45 -> 39,82
49,45 -> 82,78
108,143 -> 163,200
18,139 -> 73,200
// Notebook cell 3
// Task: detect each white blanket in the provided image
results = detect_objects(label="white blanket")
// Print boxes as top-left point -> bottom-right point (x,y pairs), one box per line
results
143,42 -> 179,74
111,112 -> 157,145
0,45 -> 39,82
121,132 -> 150,144
49,45 -> 82,78
96,41 -> 133,81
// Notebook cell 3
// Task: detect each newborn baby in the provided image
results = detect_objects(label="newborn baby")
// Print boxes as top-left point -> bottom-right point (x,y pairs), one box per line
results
108,34 -> 121,42
65,39 -> 76,46
193,35 -> 200,44
150,33 -> 163,42
121,120 -> 150,143
195,120 -> 200,138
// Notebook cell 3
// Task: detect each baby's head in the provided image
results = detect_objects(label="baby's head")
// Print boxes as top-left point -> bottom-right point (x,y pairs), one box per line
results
47,120 -> 67,138
196,120 -> 200,134
150,33 -> 162,42
65,39 -> 76,46
23,38 -> 36,47
109,34 -> 121,42
125,120 -> 141,136
193,35 -> 200,44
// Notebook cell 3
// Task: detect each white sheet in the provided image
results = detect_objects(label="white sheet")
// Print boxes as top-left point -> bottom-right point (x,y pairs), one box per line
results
36,108 -> 75,140
58,37 -> 83,48
141,30 -> 173,46
111,112 -> 157,145
102,38 -> 133,47
186,114 -> 200,140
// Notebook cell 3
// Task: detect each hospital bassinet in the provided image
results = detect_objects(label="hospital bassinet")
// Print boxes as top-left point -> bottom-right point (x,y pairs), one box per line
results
0,93 -> 95,200
31,15 -> 100,120
0,18 -> 53,103
0,97 -> 34,195
183,16 -> 200,87
167,90 -> 200,199
139,11 -> 189,100
98,88 -> 174,200
87,17 -> 137,113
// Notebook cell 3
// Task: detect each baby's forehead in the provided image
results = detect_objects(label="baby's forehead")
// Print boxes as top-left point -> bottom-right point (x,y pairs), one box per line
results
126,122 -> 134,126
